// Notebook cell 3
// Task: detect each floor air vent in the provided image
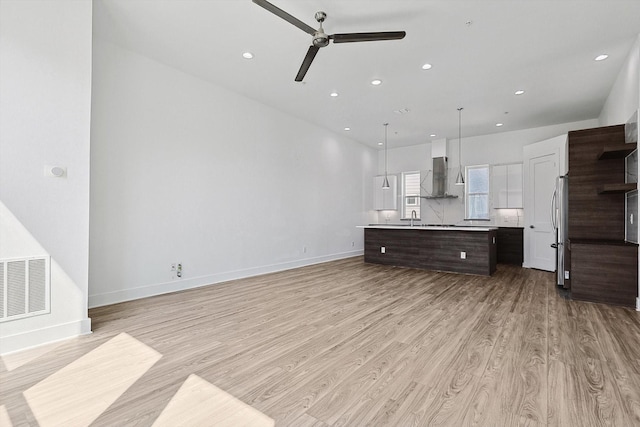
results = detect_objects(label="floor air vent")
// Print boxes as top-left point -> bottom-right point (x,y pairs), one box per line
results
0,256 -> 50,322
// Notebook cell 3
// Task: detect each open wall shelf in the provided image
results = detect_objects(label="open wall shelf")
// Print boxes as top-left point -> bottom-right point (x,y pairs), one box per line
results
597,183 -> 637,194
598,143 -> 637,159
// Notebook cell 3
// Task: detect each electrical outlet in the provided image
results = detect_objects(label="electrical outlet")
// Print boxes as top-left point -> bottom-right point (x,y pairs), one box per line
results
564,270 -> 570,280
177,263 -> 182,278
460,251 -> 466,259
351,241 -> 355,247
381,246 -> 386,254
303,246 -> 307,253
170,263 -> 176,271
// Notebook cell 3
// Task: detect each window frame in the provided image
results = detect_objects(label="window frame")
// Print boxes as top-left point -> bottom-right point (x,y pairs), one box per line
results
401,170 -> 422,219
464,164 -> 490,220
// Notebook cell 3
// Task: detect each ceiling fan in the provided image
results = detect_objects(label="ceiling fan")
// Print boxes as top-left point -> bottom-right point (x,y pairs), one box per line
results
252,0 -> 406,82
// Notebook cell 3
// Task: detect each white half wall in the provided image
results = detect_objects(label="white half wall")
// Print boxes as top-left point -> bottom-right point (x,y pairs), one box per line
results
0,0 -> 92,353
89,40 -> 377,307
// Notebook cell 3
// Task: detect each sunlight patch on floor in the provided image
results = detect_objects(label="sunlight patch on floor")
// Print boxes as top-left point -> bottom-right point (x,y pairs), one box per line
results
1,340 -> 66,372
0,405 -> 13,427
23,332 -> 161,427
152,374 -> 274,427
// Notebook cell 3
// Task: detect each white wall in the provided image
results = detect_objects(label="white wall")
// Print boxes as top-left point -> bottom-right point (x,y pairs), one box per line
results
89,40 -> 377,307
599,34 -> 640,126
0,0 -> 92,353
377,119 -> 598,226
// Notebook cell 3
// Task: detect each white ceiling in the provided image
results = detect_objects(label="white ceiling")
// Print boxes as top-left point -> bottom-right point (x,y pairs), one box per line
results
93,0 -> 640,149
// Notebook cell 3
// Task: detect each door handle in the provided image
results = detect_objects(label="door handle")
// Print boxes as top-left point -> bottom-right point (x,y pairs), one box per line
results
530,225 -> 535,228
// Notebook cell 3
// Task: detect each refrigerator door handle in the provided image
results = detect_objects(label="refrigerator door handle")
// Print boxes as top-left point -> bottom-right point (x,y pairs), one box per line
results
550,186 -> 557,230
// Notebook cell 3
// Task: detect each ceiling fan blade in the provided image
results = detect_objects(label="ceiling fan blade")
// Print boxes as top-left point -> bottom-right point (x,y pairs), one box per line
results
252,0 -> 316,36
295,46 -> 320,82
330,31 -> 406,43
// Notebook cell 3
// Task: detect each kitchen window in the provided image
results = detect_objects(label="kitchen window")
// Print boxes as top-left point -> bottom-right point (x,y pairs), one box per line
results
465,164 -> 490,220
402,171 -> 421,219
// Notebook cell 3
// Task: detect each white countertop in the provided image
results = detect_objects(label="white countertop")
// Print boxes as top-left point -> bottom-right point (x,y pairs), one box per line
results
358,225 -> 498,232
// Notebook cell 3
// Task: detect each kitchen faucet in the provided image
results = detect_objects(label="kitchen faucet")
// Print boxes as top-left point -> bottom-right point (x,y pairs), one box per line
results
411,210 -> 417,227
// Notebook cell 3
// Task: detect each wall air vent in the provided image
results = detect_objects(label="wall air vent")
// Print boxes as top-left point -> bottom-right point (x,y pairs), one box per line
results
0,256 -> 50,322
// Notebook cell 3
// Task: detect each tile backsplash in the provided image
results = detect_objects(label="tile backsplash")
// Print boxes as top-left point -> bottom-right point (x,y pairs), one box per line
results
494,209 -> 524,227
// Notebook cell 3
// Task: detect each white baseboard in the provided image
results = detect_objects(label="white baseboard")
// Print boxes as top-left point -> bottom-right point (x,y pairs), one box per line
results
89,250 -> 363,308
0,318 -> 92,355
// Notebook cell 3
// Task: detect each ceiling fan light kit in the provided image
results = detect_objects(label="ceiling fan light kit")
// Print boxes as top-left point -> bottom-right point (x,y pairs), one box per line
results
253,0 -> 406,82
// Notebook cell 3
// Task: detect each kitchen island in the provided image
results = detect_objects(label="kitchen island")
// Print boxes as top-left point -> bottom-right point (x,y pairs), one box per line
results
359,225 -> 498,276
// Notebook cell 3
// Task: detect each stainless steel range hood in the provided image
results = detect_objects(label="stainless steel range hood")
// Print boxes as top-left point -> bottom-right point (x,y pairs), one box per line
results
423,139 -> 458,199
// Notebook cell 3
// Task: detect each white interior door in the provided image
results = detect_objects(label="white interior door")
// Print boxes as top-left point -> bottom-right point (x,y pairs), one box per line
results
523,135 -> 566,271
528,153 -> 557,270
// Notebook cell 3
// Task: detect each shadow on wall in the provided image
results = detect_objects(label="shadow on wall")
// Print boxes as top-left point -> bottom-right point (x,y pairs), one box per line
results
0,200 -> 89,354
0,200 -> 49,260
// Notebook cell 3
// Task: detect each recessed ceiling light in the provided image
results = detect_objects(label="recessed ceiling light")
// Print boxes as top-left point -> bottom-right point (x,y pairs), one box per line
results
595,54 -> 609,61
514,90 -> 525,95
344,127 -> 351,131
330,92 -> 339,97
378,142 -> 383,146
496,123 -> 504,127
371,79 -> 382,86
421,63 -> 432,70
242,52 -> 254,59
430,134 -> 436,137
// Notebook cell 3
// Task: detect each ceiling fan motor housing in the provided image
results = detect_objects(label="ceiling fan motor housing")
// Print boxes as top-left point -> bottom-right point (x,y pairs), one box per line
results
313,11 -> 329,47
313,32 -> 330,47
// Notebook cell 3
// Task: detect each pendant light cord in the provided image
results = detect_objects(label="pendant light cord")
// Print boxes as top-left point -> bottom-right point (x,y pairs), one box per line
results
382,123 -> 390,189
455,108 -> 465,186
458,108 -> 463,169
384,123 -> 389,177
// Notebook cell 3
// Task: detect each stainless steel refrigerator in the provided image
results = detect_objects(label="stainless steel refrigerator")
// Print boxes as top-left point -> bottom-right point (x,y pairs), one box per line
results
551,175 -> 569,288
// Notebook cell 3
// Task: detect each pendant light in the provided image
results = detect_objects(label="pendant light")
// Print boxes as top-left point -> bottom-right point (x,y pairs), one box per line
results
382,123 -> 390,189
455,107 -> 465,186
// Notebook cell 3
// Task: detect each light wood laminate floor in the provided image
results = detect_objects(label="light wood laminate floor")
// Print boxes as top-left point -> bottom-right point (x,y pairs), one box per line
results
2,257 -> 640,426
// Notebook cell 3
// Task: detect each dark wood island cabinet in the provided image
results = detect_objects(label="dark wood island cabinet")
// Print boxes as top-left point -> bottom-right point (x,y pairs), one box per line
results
362,226 -> 497,276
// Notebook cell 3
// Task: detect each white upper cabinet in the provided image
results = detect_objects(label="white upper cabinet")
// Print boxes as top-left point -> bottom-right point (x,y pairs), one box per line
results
373,175 -> 398,210
492,163 -> 523,208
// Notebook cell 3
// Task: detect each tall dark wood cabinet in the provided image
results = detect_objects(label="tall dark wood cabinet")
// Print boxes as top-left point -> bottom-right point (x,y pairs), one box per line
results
567,125 -> 638,307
